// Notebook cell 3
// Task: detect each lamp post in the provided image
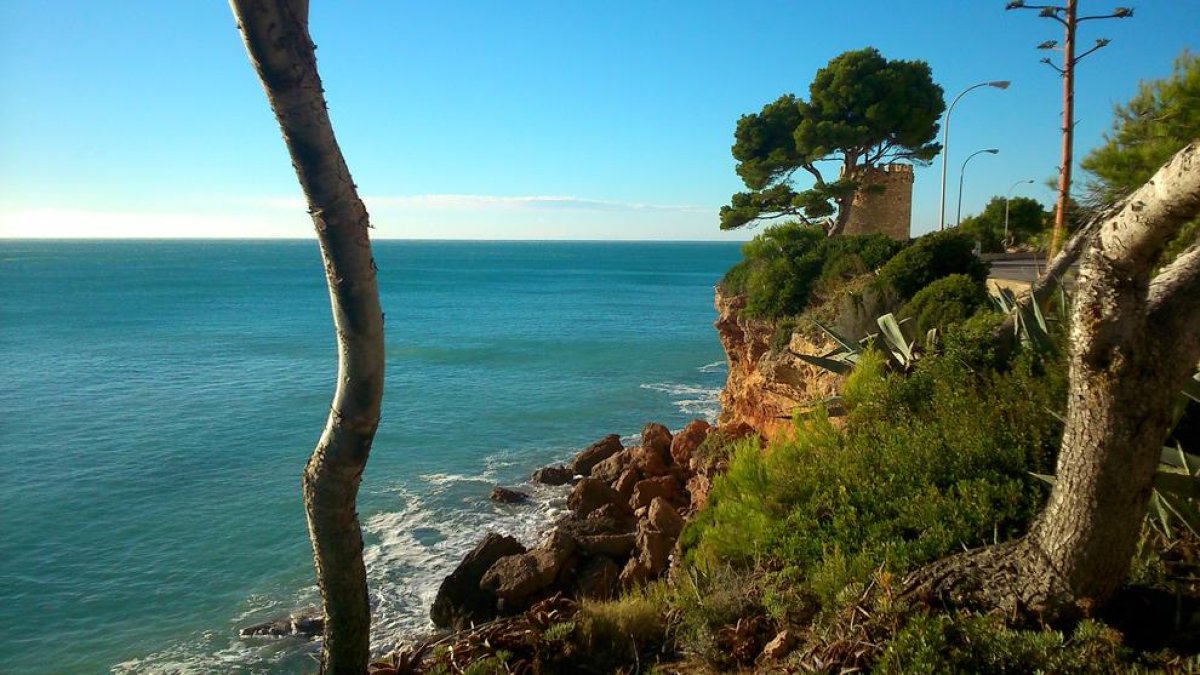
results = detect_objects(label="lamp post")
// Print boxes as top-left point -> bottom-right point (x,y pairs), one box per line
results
956,148 -> 999,227
938,80 -> 1010,231
1004,178 -> 1036,247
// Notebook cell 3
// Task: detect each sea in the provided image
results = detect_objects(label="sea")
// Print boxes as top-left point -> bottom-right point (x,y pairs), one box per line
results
0,239 -> 742,673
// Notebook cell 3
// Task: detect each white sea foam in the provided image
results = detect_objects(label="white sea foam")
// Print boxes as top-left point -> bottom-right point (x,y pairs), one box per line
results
119,457 -> 568,672
698,360 -> 727,373
639,382 -> 722,422
362,479 -> 565,655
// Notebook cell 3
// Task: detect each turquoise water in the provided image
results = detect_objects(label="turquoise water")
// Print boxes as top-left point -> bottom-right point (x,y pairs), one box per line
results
0,240 -> 740,673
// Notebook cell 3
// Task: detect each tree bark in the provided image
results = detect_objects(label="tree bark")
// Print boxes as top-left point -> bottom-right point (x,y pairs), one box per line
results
229,1 -> 385,672
907,141 -> 1200,621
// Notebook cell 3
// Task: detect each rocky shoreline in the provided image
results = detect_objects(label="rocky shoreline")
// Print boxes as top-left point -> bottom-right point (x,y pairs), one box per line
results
427,419 -> 758,633
238,288 -> 789,653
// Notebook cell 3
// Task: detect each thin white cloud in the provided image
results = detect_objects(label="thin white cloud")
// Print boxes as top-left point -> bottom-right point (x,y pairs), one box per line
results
0,208 -> 300,239
260,194 -> 712,213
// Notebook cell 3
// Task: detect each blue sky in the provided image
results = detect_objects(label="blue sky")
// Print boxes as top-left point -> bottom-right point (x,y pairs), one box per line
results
0,1 -> 1195,240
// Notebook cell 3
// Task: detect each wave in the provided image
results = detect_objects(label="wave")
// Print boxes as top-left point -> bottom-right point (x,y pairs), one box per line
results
362,482 -> 565,654
639,382 -> 722,423
117,456 -> 569,673
697,360 -> 727,373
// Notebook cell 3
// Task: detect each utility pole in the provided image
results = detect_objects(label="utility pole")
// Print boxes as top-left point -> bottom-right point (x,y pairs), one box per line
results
1005,1 -> 1133,257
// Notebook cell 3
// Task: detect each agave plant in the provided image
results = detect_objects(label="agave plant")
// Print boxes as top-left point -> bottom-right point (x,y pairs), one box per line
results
992,286 -> 1057,355
793,314 -> 933,376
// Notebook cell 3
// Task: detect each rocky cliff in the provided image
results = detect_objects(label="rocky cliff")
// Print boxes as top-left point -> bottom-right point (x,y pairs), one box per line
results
713,287 -> 840,441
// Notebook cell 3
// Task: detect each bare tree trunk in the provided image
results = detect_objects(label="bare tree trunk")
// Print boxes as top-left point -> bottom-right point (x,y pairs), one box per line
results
1048,0 -> 1078,259
907,141 -> 1200,621
827,199 -> 852,237
229,1 -> 385,671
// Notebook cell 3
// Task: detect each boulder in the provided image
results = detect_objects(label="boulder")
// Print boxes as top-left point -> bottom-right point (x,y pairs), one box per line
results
431,533 -> 526,629
618,556 -> 649,588
490,486 -> 530,504
637,526 -> 675,578
568,478 -> 631,519
559,511 -> 632,538
632,446 -> 669,478
588,503 -> 638,532
590,449 -> 633,483
570,434 -> 623,477
641,422 -> 673,458
575,532 -> 636,558
718,421 -> 759,443
531,465 -> 574,486
619,524 -> 675,588
670,419 -> 711,467
480,531 -> 577,608
631,476 -> 685,511
576,555 -> 621,600
240,609 -> 324,638
647,498 -> 684,539
613,468 -> 641,501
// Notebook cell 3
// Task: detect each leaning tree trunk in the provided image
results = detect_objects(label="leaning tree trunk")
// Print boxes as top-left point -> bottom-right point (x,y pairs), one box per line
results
230,1 -> 385,672
907,141 -> 1200,621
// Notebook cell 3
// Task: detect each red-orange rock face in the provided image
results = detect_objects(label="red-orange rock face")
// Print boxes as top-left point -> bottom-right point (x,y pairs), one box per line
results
713,287 -> 840,442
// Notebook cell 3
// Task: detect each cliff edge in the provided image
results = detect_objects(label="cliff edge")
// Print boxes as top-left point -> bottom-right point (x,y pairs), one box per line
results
713,286 -> 840,441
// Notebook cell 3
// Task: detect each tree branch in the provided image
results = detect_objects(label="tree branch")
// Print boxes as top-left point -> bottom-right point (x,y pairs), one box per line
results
801,162 -> 826,187
1147,244 -> 1200,363
1097,141 -> 1200,272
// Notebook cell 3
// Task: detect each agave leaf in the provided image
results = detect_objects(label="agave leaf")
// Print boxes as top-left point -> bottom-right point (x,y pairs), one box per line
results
1159,444 -> 1200,474
1152,471 -> 1200,500
795,352 -> 855,375
876,313 -> 914,364
1152,492 -> 1174,539
1016,302 -> 1056,354
1183,372 -> 1200,405
925,328 -> 938,351
1030,294 -> 1050,333
1030,472 -> 1057,486
992,287 -> 1017,313
821,346 -> 851,359
809,317 -> 859,354
1160,490 -> 1200,538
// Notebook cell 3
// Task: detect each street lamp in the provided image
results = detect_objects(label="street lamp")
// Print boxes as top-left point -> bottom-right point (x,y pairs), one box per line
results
1004,178 -> 1036,247
938,81 -> 1010,230
956,148 -> 999,227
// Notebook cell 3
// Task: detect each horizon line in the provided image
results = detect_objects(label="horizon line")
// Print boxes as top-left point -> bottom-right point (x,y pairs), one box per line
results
0,236 -> 749,244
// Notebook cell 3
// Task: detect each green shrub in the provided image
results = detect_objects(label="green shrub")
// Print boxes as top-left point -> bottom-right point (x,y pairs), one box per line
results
879,230 -> 989,300
769,317 -> 798,355
877,614 -> 1129,674
816,232 -> 906,281
838,347 -> 890,415
942,310 -> 1011,372
899,273 -> 990,336
665,566 -> 771,670
682,351 -> 1065,609
687,428 -> 760,478
720,222 -> 904,319
574,596 -> 666,668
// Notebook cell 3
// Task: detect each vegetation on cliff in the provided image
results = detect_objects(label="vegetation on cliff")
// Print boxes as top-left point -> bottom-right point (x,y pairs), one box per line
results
721,223 -> 990,353
375,52 -> 1200,675
719,225 -> 903,320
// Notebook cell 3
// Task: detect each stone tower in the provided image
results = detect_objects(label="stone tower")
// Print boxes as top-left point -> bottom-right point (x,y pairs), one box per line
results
841,163 -> 913,241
